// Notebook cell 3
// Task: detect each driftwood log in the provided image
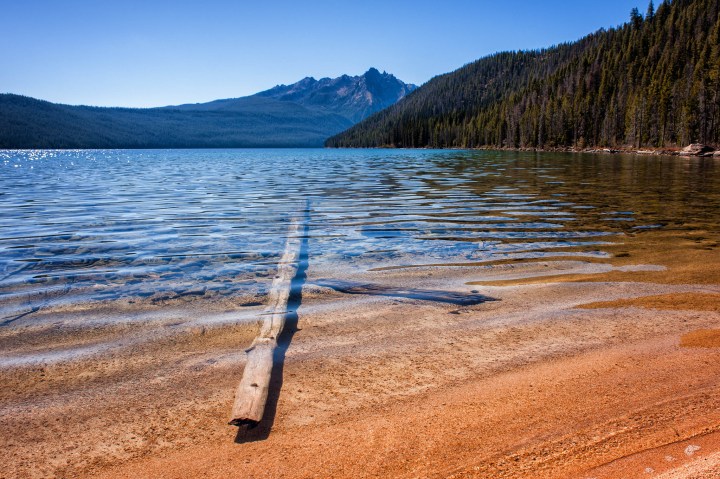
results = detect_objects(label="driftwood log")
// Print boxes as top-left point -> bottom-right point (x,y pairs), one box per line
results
229,219 -> 302,426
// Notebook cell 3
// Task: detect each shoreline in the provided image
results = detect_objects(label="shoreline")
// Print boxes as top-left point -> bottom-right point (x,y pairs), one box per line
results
2,230 -> 720,478
472,144 -> 720,158
1,144 -> 718,156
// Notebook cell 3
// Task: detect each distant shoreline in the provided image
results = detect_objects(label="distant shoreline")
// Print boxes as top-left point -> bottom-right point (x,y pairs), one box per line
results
474,144 -> 719,157
327,144 -> 720,158
1,145 -> 718,156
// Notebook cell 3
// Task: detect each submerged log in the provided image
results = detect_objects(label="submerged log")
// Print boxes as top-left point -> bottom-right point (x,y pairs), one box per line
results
229,219 -> 302,426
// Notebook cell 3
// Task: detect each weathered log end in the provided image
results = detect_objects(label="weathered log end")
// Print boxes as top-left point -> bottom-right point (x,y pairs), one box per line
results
229,339 -> 275,426
227,417 -> 259,427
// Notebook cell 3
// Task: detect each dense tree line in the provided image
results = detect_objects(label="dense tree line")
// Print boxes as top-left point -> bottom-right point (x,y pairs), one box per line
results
327,0 -> 720,149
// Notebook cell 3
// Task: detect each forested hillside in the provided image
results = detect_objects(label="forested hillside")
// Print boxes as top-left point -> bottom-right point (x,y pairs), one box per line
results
327,0 -> 720,149
0,94 -> 353,148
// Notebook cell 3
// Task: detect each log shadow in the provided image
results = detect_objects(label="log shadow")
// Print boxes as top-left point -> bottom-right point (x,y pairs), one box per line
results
234,220 -> 309,444
313,279 -> 497,306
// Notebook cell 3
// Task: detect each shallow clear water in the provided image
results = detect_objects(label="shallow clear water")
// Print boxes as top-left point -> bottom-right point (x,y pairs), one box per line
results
1,148 -> 720,324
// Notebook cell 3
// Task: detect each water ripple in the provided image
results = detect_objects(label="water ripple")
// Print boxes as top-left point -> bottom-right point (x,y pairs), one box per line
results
2,148 -> 719,323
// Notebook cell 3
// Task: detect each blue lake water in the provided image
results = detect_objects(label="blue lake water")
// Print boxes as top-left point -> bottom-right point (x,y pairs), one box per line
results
1,148 -> 719,325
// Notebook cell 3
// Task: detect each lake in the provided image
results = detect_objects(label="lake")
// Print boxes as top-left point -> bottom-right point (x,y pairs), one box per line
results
1,148 -> 719,328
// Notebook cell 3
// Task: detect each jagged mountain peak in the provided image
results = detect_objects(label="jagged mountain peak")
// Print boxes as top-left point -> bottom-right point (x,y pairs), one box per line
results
169,69 -> 417,123
255,69 -> 417,123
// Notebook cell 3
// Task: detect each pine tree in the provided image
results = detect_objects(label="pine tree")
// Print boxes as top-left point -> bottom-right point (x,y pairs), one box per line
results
646,1 -> 656,21
631,7 -> 644,28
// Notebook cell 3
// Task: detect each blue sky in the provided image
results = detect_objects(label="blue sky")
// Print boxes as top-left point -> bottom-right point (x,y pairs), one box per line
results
1,0 -> 648,107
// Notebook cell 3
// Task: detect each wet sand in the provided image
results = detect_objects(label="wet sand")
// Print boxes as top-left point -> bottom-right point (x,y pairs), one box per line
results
2,230 -> 720,479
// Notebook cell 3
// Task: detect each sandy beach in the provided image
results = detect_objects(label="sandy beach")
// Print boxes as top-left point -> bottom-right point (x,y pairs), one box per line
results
1,228 -> 719,479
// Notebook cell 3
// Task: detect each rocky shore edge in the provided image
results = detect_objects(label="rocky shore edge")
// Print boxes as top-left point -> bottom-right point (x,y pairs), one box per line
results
474,143 -> 720,157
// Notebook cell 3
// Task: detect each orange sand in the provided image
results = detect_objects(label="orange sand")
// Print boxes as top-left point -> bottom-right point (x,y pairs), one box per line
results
681,329 -> 720,348
577,292 -> 720,312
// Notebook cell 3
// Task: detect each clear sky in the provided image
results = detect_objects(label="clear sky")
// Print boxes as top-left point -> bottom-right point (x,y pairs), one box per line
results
1,0 -> 648,107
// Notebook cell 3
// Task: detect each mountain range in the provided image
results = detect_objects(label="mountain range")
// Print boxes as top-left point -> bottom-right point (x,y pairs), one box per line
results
328,0 -> 719,150
171,68 -> 416,123
0,69 -> 416,149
